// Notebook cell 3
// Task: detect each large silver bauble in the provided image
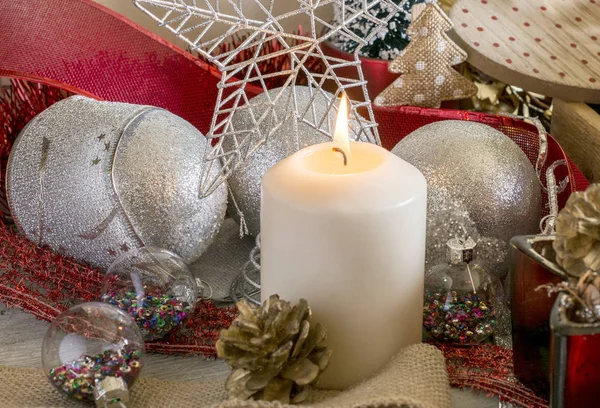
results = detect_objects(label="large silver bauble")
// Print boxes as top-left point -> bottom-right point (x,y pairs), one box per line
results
7,96 -> 227,270
392,120 -> 542,243
226,86 -> 368,236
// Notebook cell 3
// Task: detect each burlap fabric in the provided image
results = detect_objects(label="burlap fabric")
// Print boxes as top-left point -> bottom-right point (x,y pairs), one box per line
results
374,3 -> 477,108
0,344 -> 450,408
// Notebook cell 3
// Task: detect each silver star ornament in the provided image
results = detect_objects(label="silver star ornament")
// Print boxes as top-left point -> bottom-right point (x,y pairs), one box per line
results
134,0 -> 406,195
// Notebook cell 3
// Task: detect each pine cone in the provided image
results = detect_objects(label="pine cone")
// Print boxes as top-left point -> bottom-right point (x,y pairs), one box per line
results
216,295 -> 332,404
554,184 -> 600,277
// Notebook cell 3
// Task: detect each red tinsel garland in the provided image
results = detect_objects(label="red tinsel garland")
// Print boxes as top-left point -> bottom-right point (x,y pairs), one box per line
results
438,343 -> 548,407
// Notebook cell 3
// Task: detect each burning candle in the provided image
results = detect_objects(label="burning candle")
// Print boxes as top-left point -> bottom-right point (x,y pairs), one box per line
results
260,95 -> 427,389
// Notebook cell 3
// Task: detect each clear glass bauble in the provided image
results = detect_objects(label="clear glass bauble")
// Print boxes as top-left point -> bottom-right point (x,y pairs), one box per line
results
101,247 -> 197,341
423,261 -> 499,344
41,302 -> 145,402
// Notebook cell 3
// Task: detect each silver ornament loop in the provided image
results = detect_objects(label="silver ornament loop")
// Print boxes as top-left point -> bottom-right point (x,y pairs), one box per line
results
541,159 -> 569,235
230,234 -> 261,305
109,106 -> 157,250
227,182 -> 249,238
497,112 -> 571,237
195,278 -> 214,301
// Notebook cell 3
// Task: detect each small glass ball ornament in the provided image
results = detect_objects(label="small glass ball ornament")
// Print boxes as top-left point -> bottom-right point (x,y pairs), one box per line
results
101,247 -> 197,341
42,302 -> 145,406
423,237 -> 499,344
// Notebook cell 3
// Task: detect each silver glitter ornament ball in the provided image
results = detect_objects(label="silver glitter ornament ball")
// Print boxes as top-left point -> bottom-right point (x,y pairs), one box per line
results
392,120 -> 542,243
7,96 -> 227,270
226,86 -> 367,236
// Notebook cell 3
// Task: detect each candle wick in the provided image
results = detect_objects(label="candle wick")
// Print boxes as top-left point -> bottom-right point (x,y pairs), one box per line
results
332,147 -> 348,166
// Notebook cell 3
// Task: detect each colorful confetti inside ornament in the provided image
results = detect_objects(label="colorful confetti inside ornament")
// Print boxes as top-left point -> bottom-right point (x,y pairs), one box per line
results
6,96 -> 227,270
42,302 -> 145,406
423,237 -> 500,344
101,247 -> 197,341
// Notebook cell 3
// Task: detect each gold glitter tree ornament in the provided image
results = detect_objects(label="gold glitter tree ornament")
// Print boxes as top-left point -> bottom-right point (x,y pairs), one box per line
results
374,2 -> 477,108
216,295 -> 332,404
133,0 -> 407,196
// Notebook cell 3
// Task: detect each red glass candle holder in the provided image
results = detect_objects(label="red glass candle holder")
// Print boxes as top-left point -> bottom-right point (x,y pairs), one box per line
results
509,235 -> 567,397
550,293 -> 600,408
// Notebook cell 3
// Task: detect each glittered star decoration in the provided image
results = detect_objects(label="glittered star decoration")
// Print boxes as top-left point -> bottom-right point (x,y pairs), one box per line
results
133,0 -> 405,196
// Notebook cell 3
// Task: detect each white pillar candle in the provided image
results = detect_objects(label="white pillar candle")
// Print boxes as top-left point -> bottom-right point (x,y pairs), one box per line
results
260,99 -> 427,389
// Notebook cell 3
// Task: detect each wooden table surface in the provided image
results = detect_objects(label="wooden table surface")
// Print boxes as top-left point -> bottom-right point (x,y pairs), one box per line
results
0,303 -> 501,407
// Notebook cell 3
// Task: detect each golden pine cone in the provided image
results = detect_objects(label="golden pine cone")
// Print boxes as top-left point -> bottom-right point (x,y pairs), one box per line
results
216,295 -> 332,404
554,183 -> 600,277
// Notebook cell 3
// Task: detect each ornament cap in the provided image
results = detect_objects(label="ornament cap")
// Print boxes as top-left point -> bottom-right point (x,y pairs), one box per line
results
447,237 -> 476,265
94,376 -> 129,408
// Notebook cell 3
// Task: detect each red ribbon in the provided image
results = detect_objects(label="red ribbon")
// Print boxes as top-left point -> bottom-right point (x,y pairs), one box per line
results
0,0 -> 254,135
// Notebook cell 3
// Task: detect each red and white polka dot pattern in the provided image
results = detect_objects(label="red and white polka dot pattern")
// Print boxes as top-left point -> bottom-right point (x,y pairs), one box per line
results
451,0 -> 600,102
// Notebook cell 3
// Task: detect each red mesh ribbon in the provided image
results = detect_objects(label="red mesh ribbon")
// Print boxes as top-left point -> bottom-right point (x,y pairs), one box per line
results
0,0 -> 237,136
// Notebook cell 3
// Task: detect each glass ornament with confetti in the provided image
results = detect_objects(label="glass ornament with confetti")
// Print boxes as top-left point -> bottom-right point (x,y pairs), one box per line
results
101,247 -> 197,341
42,302 -> 145,406
423,237 -> 500,344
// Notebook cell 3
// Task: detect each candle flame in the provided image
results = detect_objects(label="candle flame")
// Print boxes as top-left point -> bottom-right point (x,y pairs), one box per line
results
333,93 -> 351,156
